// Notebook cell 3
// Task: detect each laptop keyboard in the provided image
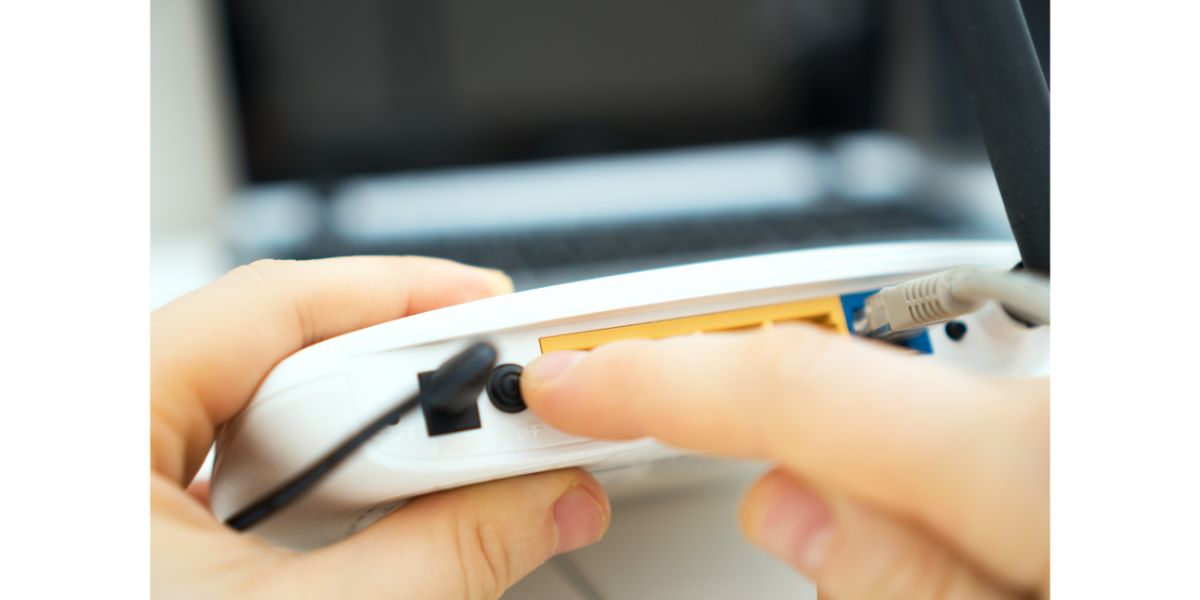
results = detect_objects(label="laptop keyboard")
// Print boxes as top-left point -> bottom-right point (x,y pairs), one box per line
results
278,202 -> 992,287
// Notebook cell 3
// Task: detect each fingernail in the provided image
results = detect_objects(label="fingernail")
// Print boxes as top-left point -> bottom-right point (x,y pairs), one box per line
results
527,351 -> 586,385
753,479 -> 833,571
552,479 -> 607,555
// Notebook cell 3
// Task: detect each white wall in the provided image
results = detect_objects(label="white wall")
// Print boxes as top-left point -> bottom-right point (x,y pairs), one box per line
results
151,0 -> 237,236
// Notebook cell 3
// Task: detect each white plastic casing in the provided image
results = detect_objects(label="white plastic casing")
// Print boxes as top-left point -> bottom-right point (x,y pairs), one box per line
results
210,241 -> 1049,549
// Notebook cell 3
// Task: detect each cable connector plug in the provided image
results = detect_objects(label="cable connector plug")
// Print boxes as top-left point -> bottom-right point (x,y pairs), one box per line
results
855,267 -> 1049,339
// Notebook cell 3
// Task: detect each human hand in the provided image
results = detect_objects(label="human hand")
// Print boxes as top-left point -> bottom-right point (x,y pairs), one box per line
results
151,257 -> 610,599
522,324 -> 1047,599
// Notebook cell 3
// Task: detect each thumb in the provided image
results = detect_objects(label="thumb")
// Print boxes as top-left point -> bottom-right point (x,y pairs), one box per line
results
304,469 -> 610,599
740,469 -> 1030,600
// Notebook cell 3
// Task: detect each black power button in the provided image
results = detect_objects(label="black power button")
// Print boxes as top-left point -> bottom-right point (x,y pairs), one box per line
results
486,364 -> 527,413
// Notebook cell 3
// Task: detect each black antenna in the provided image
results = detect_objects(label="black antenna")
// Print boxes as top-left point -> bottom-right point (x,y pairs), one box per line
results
937,0 -> 1050,275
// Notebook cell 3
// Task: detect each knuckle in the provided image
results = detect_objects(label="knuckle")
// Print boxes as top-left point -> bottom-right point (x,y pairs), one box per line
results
750,324 -> 835,405
755,324 -> 835,377
229,258 -> 294,285
451,510 -> 512,600
865,543 -> 962,600
227,259 -> 314,342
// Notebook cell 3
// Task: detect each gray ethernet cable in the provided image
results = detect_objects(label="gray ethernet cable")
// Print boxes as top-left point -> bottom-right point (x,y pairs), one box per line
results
856,267 -> 1050,338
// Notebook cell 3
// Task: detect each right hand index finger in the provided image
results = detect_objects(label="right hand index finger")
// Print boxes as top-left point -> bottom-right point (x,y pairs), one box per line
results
520,324 -> 1048,586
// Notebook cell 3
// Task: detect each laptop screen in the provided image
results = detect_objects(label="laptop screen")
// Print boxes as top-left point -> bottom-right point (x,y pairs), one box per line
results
220,0 -> 881,184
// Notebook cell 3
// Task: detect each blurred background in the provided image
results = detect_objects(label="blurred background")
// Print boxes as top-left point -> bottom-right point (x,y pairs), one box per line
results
152,0 -> 1047,596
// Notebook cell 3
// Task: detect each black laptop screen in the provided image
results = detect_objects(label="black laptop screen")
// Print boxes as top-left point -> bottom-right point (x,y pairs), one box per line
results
220,0 -> 881,183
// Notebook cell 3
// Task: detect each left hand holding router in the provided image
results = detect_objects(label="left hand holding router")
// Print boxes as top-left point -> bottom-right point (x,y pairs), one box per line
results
151,258 -> 610,599
523,325 -> 1048,600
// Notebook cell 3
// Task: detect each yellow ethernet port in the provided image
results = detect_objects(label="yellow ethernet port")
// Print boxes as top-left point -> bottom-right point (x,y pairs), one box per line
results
539,296 -> 848,353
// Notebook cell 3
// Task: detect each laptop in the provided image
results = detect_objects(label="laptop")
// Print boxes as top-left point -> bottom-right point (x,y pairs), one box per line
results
217,0 -> 1047,288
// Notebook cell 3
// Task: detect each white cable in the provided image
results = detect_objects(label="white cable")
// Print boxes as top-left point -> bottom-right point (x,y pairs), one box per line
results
857,267 -> 1050,337
950,269 -> 1050,326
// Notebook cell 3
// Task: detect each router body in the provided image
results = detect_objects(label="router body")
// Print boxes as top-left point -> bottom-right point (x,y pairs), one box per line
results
210,241 -> 1050,549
